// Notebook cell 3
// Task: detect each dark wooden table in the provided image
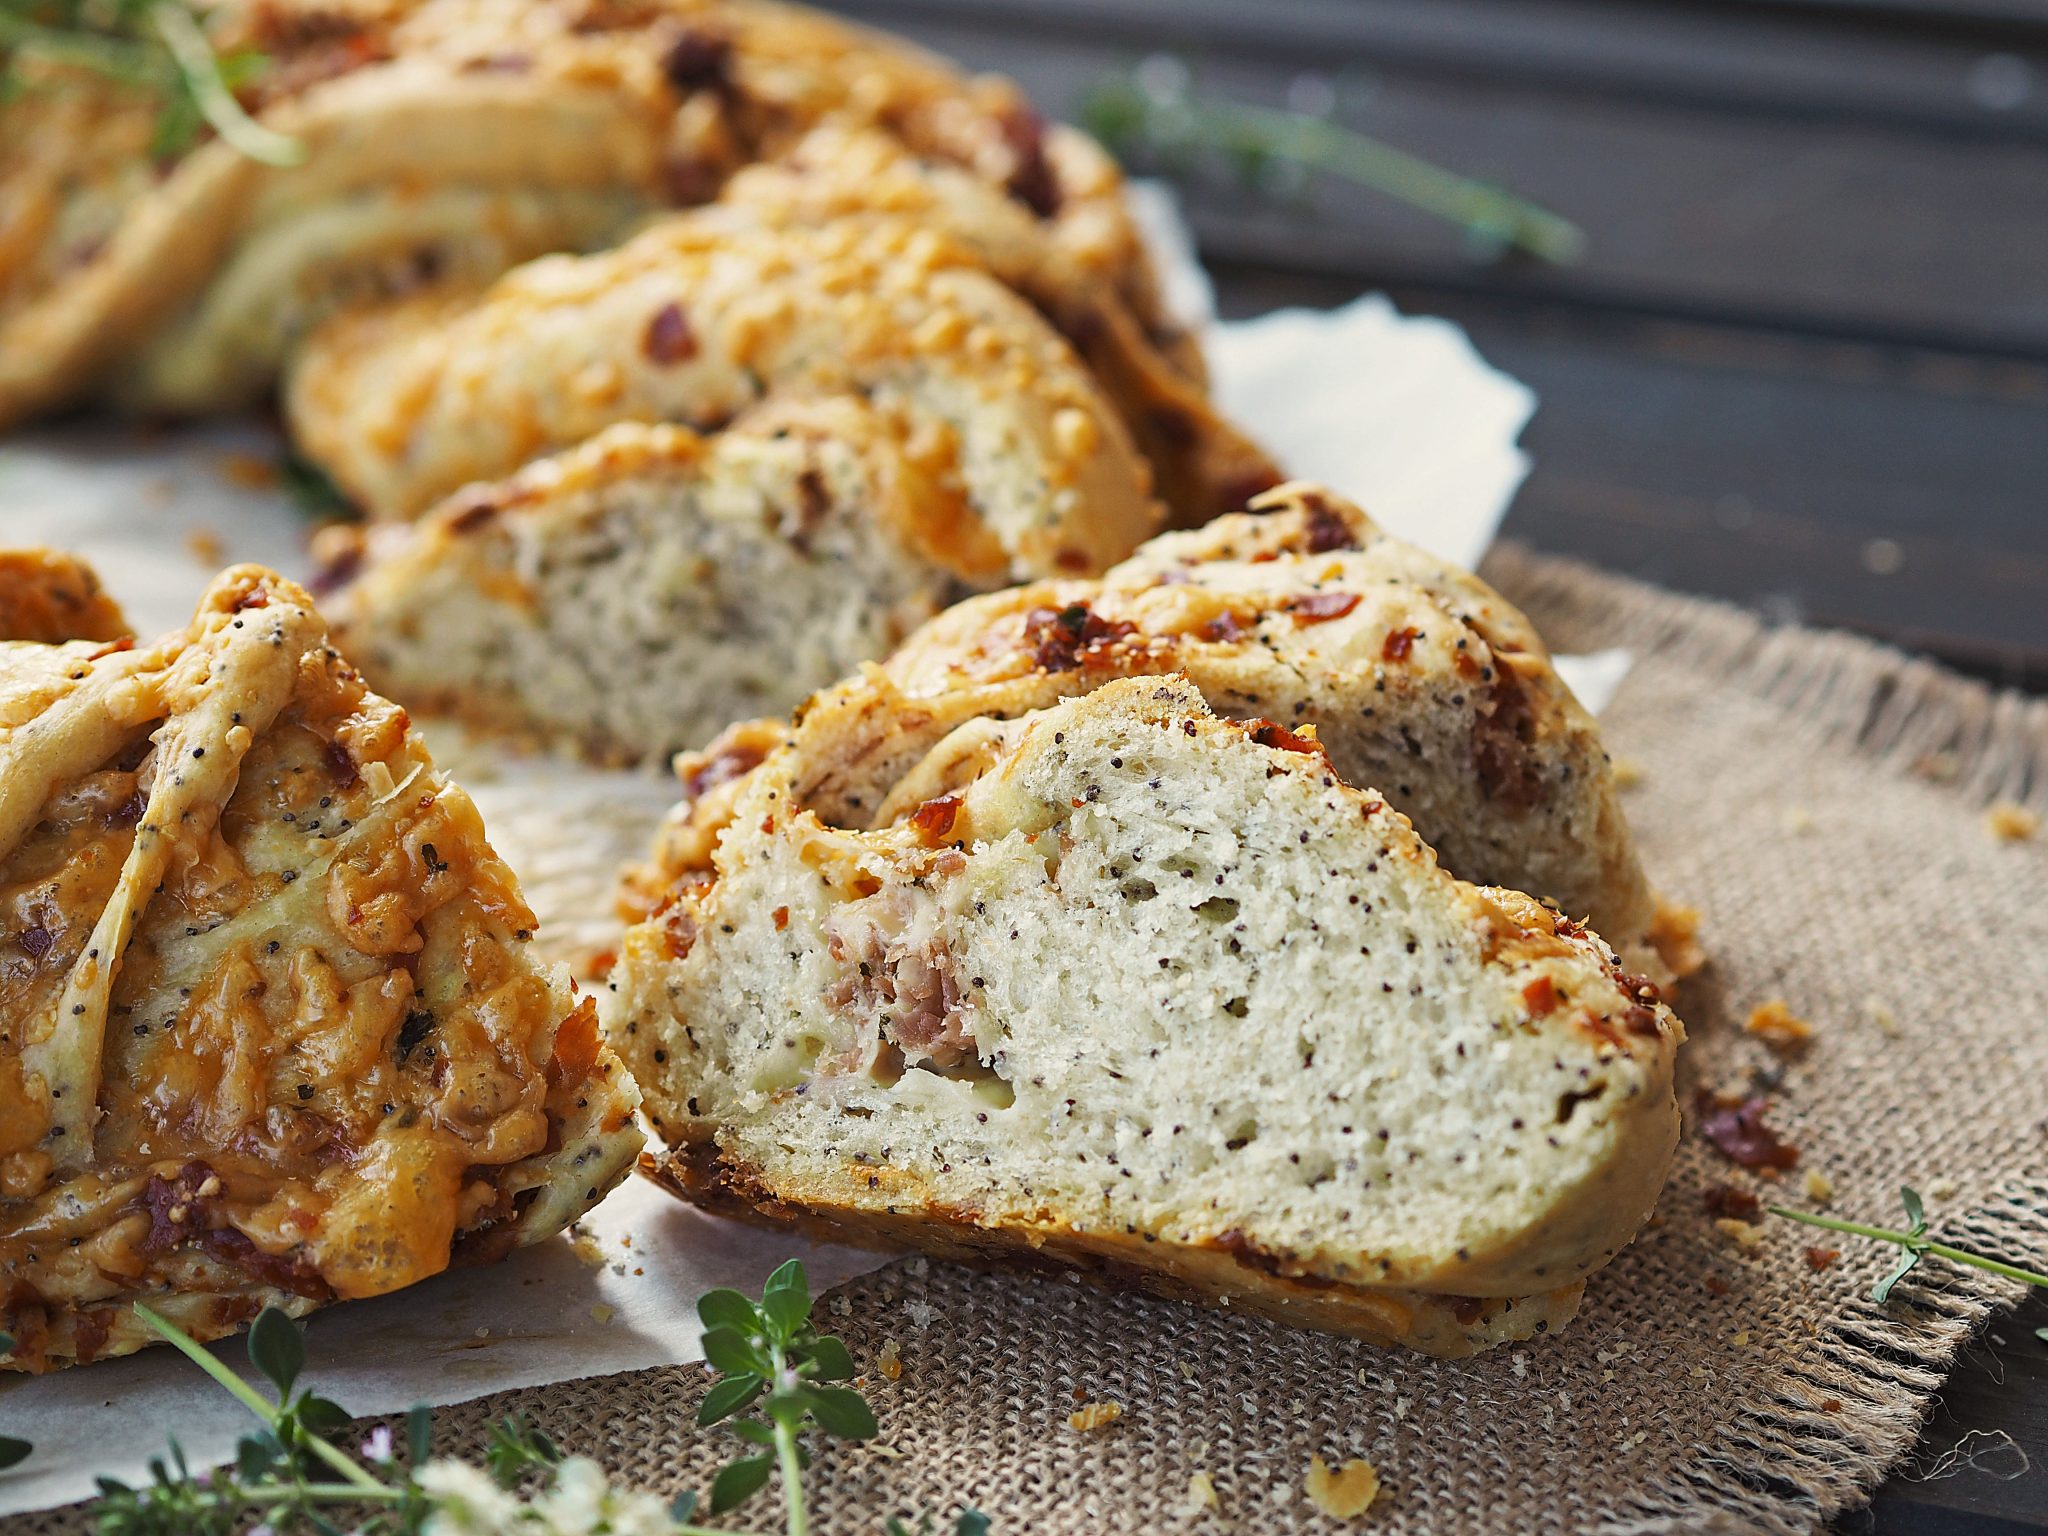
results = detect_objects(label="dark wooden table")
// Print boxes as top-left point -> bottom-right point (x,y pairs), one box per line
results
825,1 -> 2048,1529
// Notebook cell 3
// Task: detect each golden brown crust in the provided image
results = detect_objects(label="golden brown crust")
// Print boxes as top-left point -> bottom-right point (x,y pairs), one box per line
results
0,565 -> 640,1372
627,483 -> 1661,975
0,0 -> 1200,430
0,549 -> 130,644
642,1146 -> 1584,1359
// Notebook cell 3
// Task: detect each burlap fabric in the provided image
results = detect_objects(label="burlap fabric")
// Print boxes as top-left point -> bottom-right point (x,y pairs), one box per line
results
13,548 -> 2047,1535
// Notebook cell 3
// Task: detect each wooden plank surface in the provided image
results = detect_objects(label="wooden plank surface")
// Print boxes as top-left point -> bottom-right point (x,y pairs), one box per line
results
822,2 -> 2048,1529
829,0 -> 2048,690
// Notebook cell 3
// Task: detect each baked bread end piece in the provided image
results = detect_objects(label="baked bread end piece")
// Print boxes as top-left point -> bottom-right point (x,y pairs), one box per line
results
614,675 -> 1682,1354
0,565 -> 641,1371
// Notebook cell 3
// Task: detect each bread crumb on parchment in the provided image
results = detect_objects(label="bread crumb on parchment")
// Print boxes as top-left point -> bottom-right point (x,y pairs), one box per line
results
1305,1455 -> 1382,1519
1184,1470 -> 1220,1513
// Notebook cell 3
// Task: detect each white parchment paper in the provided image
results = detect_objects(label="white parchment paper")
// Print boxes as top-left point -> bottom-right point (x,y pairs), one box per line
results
0,192 -> 1621,1512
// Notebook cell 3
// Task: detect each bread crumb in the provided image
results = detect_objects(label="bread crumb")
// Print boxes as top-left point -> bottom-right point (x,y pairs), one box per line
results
1914,751 -> 1960,782
1783,807 -> 1816,835
1648,901 -> 1706,979
1986,802 -> 2039,842
590,1303 -> 615,1325
877,1338 -> 903,1382
868,1443 -> 904,1461
1927,1177 -> 1957,1200
565,1229 -> 606,1268
1068,1401 -> 1124,1433
1802,1168 -> 1834,1206
903,1299 -> 938,1330
216,451 -> 278,490
1185,1470 -> 1220,1513
1731,1330 -> 1752,1346
1745,999 -> 1813,1053
185,527 -> 225,567
1864,997 -> 1901,1037
1304,1455 -> 1381,1519
1804,1246 -> 1840,1271
1715,1217 -> 1767,1250
1610,757 -> 1645,790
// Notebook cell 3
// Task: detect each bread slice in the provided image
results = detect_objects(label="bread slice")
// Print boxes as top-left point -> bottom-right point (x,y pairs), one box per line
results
613,675 -> 1683,1355
0,549 -> 129,644
0,0 -> 1189,428
322,399 -> 988,764
712,126 -> 1278,525
286,213 -> 1164,545
0,565 -> 641,1372
629,483 -> 1664,978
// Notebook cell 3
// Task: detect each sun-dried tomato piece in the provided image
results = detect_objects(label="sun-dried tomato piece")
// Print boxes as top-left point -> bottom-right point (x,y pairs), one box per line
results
1696,1091 -> 1800,1170
1289,591 -> 1362,625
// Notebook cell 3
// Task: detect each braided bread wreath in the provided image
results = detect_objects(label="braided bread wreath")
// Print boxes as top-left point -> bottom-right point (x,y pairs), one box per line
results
0,0 -> 1273,525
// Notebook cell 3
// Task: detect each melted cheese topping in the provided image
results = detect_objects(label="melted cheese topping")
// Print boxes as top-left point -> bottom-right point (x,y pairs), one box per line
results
0,564 -> 640,1372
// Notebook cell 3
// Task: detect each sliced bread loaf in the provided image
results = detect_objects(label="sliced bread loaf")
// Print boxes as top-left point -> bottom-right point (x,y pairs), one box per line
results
612,675 -> 1682,1354
629,483 -> 1664,978
323,400 -> 989,763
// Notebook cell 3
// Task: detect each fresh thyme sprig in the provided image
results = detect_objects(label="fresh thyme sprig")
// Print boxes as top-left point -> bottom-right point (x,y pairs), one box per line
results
1084,56 -> 1585,267
695,1259 -> 875,1532
1771,1186 -> 2048,1305
0,0 -> 302,164
35,1266 -> 982,1534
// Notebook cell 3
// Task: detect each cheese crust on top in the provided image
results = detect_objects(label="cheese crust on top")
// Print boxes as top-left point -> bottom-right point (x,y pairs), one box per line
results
627,483 -> 1667,981
0,561 -> 641,1372
0,0 -> 1210,452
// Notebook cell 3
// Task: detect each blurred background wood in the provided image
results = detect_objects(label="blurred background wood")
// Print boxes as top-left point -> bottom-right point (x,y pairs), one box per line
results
819,2 -> 2048,1530
836,0 -> 2048,693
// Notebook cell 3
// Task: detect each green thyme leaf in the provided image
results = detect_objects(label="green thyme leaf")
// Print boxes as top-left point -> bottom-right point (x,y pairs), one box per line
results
709,1453 -> 773,1512
804,1334 -> 856,1381
669,1488 -> 700,1521
804,1385 -> 879,1441
1871,1248 -> 1923,1305
2035,1326 -> 2048,1345
0,1436 -> 30,1471
700,1325 -> 764,1378
246,1304 -> 304,1397
1900,1186 -> 1927,1233
696,1287 -> 760,1334
727,1419 -> 775,1448
955,1511 -> 993,1536
759,1259 -> 811,1337
697,1372 -> 766,1426
0,1331 -> 13,1354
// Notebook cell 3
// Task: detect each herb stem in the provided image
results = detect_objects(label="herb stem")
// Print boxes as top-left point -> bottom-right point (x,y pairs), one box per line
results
147,0 -> 303,166
1769,1207 -> 2048,1289
132,1304 -> 385,1494
0,10 -> 160,82
134,1303 -> 281,1424
239,1482 -> 407,1506
770,1346 -> 809,1536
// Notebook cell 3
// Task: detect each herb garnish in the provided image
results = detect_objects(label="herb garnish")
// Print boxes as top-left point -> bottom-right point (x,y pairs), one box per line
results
1771,1187 -> 2048,1304
0,0 -> 302,165
694,1258 -> 878,1531
1083,56 -> 1585,266
16,1264 -> 983,1533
